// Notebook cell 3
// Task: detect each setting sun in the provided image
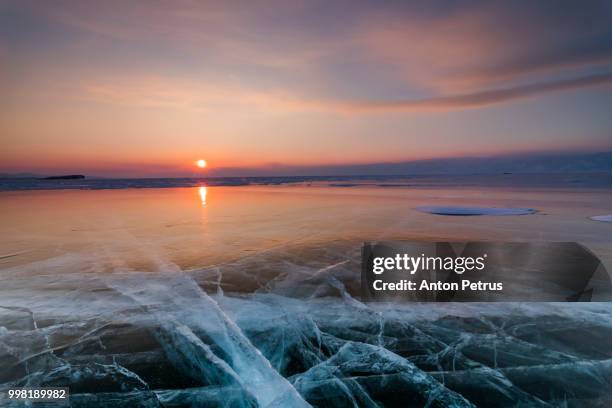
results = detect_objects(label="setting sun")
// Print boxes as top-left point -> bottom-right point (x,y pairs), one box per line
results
196,159 -> 207,168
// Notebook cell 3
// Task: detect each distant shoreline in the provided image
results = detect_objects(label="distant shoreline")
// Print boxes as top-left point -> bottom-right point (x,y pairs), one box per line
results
40,174 -> 85,180
1,172 -> 612,192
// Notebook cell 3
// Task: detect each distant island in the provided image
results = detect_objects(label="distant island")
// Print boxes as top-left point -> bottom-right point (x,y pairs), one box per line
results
41,175 -> 85,180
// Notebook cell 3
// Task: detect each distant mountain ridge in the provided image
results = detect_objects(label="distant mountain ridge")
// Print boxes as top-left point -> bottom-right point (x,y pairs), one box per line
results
1,151 -> 611,179
207,151 -> 612,177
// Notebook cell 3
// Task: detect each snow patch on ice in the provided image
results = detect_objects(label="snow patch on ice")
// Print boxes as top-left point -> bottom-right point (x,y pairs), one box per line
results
416,206 -> 536,216
590,214 -> 612,222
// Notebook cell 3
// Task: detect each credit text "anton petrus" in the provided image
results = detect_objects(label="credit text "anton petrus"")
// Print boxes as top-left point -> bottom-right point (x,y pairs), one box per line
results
371,253 -> 503,292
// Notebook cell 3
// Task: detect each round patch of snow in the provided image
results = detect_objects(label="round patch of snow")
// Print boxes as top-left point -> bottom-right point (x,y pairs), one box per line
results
416,206 -> 536,216
590,215 -> 612,222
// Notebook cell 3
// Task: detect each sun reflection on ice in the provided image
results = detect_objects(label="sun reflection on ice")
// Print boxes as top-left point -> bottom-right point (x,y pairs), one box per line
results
199,186 -> 207,207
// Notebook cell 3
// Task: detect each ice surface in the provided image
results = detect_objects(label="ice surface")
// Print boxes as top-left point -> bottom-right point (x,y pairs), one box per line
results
415,206 -> 536,216
1,243 -> 612,407
106,275 -> 310,408
291,341 -> 475,407
590,214 -> 612,222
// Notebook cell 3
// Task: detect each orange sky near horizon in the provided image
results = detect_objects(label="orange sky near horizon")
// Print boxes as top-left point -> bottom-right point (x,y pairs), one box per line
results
1,1 -> 612,177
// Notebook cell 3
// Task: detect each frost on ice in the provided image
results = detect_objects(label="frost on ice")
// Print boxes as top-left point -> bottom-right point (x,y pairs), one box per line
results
1,242 -> 612,407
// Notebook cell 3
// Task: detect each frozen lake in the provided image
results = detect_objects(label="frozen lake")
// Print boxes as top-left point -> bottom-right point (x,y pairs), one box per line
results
1,180 -> 612,407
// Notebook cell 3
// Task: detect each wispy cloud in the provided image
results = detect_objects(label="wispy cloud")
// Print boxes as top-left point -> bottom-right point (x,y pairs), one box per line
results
18,0 -> 612,96
341,72 -> 612,112
79,77 -> 328,113
80,72 -> 612,114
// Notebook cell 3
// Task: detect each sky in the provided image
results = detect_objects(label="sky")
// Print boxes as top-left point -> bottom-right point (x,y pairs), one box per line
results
1,0 -> 612,177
